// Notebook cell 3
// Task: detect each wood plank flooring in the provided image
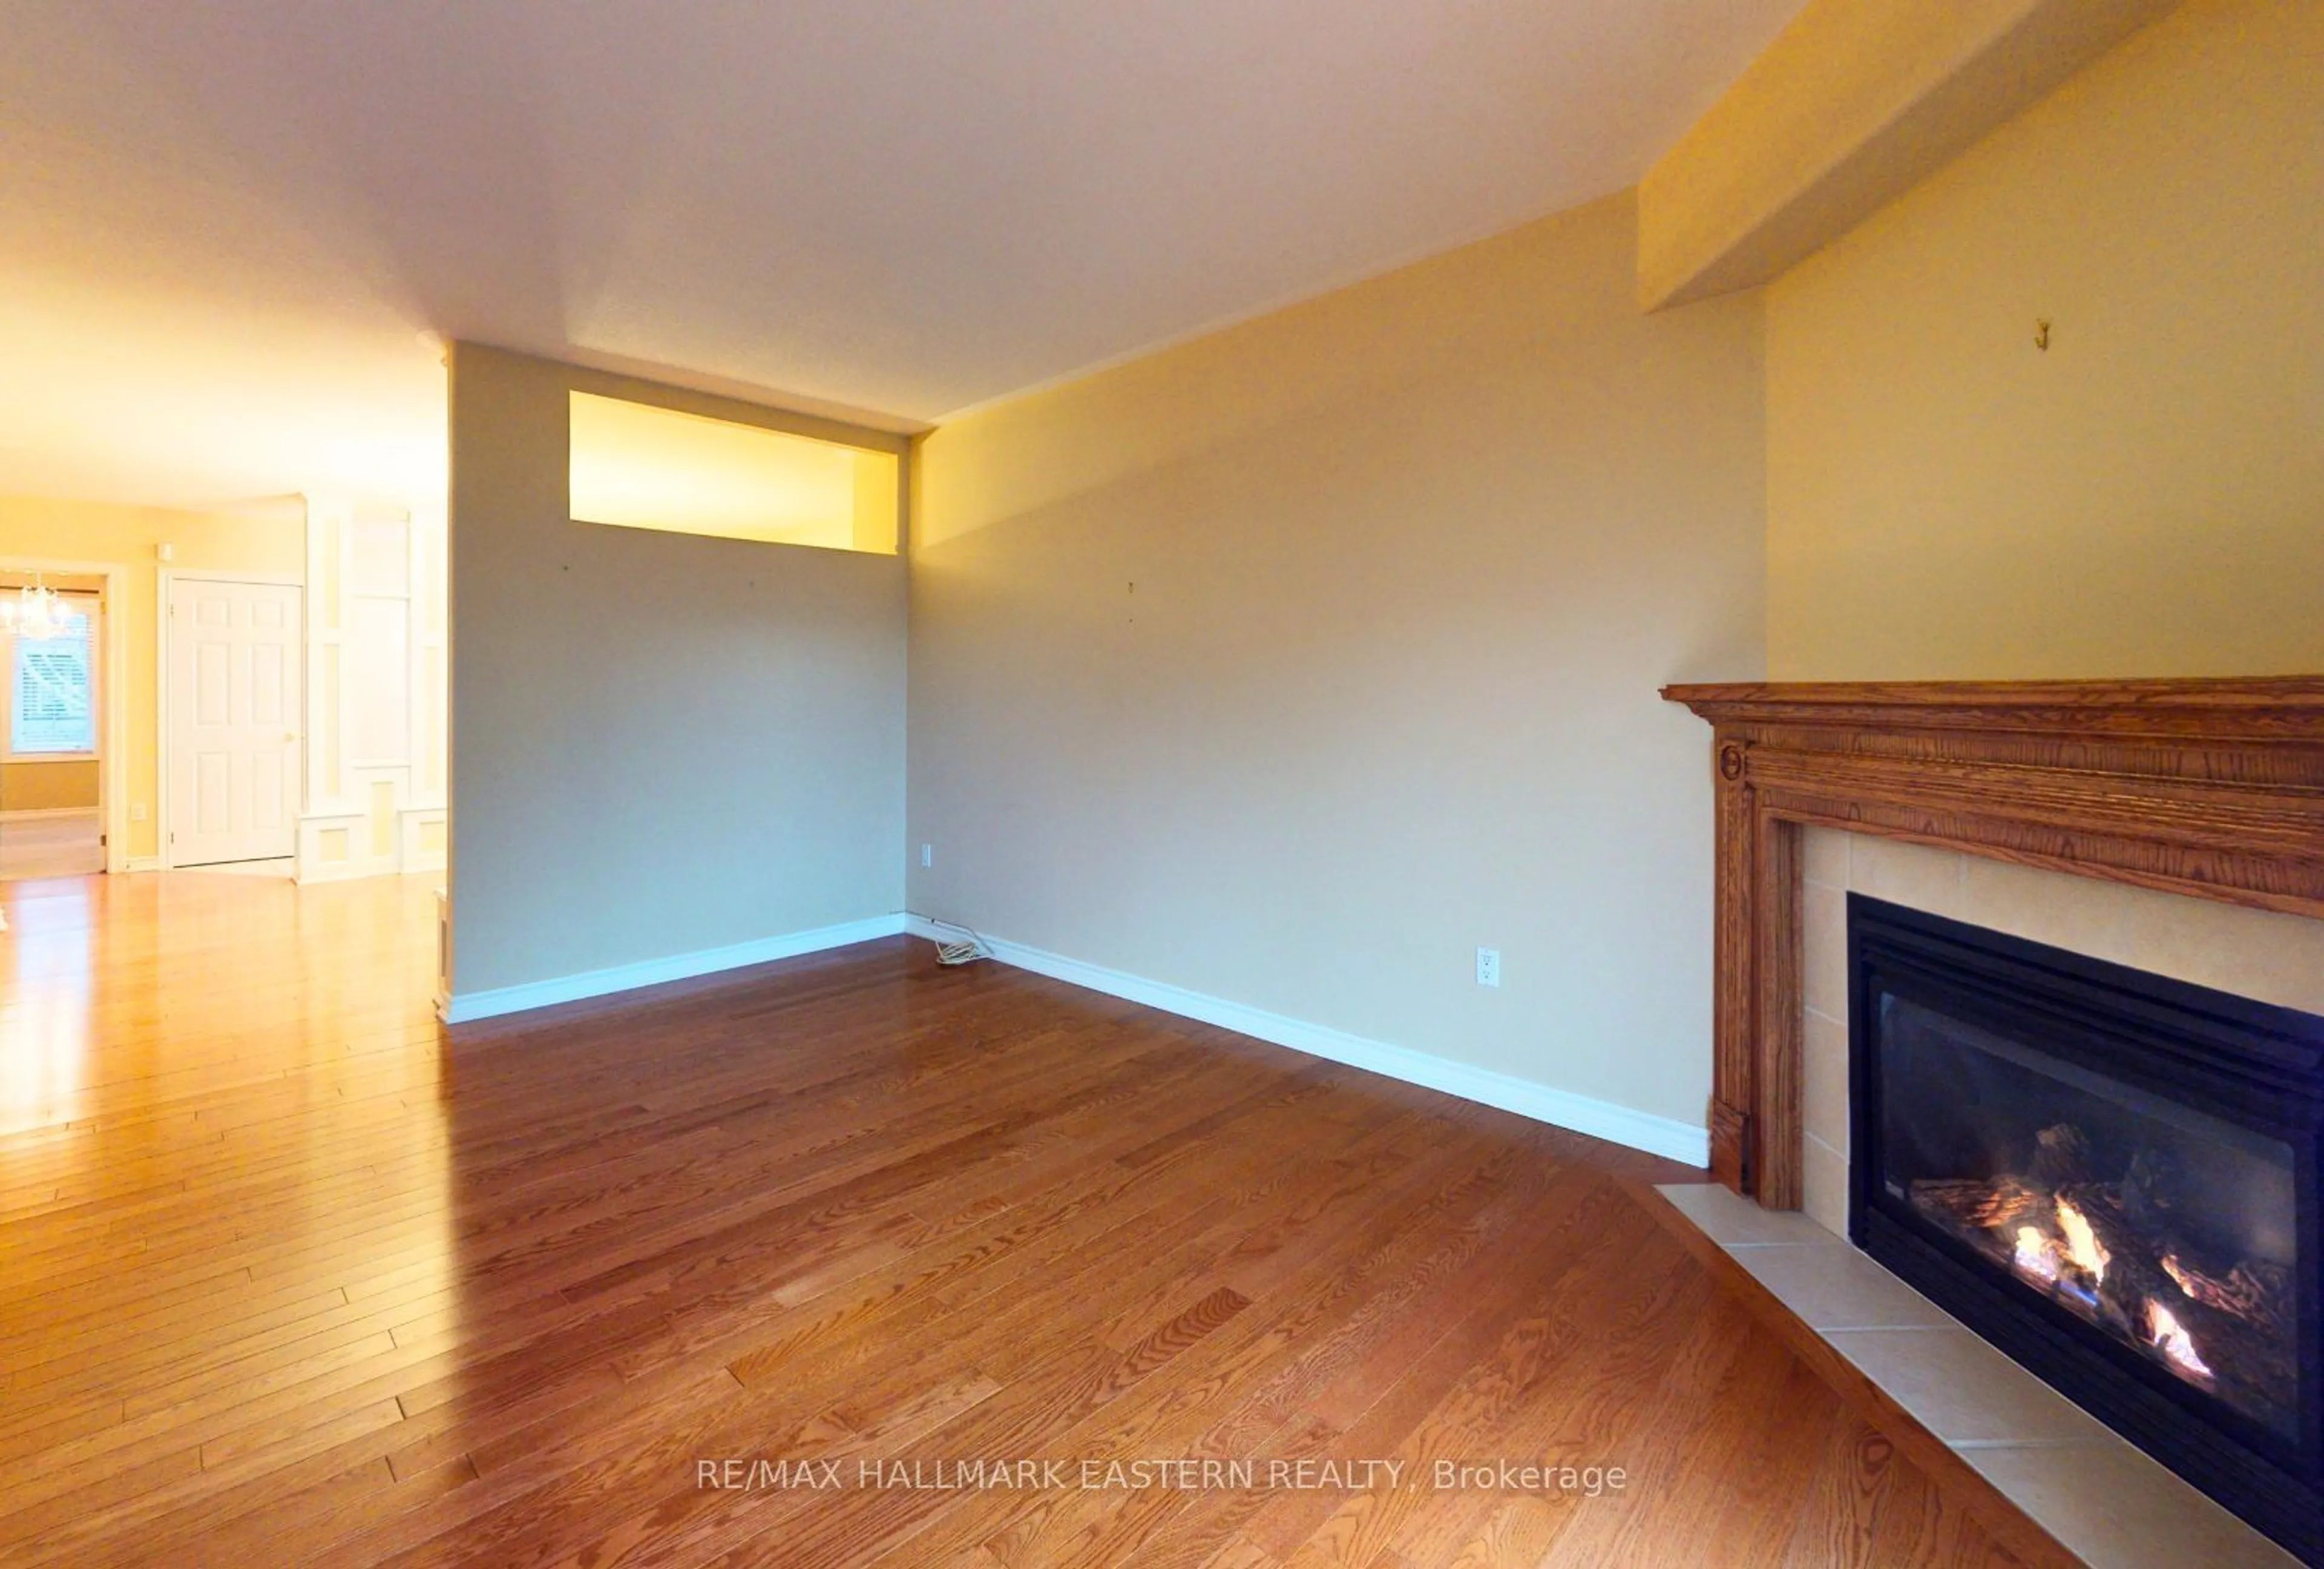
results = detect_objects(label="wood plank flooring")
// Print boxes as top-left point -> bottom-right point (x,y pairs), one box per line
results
0,872 -> 2041,1565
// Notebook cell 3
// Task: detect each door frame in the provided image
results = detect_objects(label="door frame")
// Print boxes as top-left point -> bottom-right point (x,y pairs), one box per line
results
157,570 -> 307,871
0,555 -> 128,875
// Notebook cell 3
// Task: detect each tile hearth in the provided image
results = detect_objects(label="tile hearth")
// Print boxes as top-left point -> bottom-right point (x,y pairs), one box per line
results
1658,1182 -> 2296,1568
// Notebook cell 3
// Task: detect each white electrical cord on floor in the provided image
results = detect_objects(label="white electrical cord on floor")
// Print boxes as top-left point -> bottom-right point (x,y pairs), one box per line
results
924,919 -> 991,967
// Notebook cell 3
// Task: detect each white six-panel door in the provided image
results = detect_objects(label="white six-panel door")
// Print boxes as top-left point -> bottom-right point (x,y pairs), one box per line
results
166,581 -> 303,867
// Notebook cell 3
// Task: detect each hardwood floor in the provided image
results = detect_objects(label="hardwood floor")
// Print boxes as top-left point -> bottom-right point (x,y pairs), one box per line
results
0,872 -> 2043,1565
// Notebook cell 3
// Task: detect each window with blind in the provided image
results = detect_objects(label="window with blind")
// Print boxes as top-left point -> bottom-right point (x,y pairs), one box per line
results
10,605 -> 96,757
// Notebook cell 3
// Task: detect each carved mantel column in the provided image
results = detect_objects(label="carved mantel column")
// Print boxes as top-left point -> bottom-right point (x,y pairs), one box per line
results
1708,732 -> 1758,1193
1664,678 -> 2324,1208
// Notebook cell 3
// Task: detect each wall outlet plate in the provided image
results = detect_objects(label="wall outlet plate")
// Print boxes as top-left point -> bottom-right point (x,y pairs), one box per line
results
1476,947 -> 1501,988
920,843 -> 933,868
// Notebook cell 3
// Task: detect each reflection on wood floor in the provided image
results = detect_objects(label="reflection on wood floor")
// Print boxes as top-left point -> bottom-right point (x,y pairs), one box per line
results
0,872 -> 2048,1565
0,811 -> 102,881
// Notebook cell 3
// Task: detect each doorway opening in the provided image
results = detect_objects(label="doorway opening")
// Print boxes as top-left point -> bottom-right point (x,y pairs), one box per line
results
0,563 -> 120,882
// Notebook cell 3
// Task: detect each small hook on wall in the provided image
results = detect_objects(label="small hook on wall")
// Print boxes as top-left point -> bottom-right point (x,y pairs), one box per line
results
2034,318 -> 2052,352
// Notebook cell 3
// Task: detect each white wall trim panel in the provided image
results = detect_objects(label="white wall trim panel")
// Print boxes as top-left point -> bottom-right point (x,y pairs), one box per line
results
299,495 -> 447,883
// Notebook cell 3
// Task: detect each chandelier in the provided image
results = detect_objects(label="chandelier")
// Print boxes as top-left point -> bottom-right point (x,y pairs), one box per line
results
0,577 -> 78,641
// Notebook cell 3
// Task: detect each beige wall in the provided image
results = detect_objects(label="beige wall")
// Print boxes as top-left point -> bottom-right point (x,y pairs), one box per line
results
1766,0 -> 2324,680
0,493 -> 303,859
447,345 -> 908,998
911,192 -> 1765,1131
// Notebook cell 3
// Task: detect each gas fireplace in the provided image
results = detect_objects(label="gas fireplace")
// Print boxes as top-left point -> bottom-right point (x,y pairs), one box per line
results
1849,895 -> 2324,1562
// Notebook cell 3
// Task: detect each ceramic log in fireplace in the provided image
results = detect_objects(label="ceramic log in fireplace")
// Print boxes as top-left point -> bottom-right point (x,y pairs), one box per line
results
1850,894 -> 2324,1560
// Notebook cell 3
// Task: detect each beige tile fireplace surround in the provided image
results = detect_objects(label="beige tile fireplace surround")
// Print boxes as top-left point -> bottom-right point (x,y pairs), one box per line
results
1797,829 -> 2324,1237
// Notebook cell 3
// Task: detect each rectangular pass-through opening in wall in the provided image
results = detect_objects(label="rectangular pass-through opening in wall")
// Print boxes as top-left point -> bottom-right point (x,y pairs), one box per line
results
568,390 -> 899,555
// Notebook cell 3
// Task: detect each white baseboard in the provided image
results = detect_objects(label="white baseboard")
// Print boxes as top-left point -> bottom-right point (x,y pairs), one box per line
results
906,915 -> 1708,1167
0,806 -> 100,821
441,913 -> 908,1024
123,855 -> 163,873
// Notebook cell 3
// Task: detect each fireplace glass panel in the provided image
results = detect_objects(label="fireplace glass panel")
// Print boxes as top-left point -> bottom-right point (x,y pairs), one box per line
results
1876,992 -> 2300,1440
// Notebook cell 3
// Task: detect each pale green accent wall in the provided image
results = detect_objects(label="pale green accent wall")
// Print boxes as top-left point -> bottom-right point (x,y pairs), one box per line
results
446,346 -> 907,996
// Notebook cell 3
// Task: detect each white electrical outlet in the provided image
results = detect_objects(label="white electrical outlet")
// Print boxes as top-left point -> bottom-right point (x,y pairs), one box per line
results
920,843 -> 933,868
1475,947 -> 1501,988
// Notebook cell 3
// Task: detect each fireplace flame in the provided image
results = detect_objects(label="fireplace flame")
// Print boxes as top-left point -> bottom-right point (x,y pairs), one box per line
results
1908,1127 -> 2296,1430
2055,1197 -> 2109,1283
2147,1300 -> 2214,1381
2007,1200 -> 2108,1300
2014,1225 -> 2063,1284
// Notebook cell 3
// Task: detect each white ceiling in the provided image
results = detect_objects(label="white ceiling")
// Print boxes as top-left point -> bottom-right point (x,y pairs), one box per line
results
0,0 -> 1802,515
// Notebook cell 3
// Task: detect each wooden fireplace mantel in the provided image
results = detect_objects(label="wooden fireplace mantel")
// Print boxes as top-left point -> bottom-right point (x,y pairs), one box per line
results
1661,677 -> 2324,1207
